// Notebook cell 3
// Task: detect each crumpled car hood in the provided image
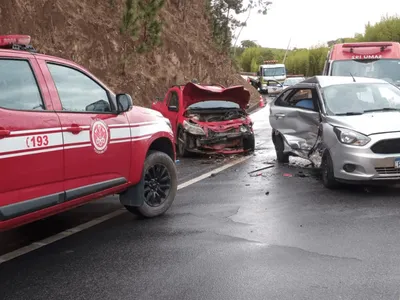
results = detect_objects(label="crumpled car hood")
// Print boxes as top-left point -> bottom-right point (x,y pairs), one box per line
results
326,111 -> 400,135
182,82 -> 250,109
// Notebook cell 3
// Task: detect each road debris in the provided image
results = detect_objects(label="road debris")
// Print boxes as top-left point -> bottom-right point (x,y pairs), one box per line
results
265,191 -> 269,195
296,171 -> 308,178
250,173 -> 262,177
248,165 -> 274,174
283,173 -> 292,177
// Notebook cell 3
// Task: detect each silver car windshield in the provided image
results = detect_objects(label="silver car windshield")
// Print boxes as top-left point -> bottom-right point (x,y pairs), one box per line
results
322,82 -> 400,116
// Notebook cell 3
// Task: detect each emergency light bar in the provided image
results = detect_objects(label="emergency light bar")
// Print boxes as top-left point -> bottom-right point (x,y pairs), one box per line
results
343,42 -> 392,53
342,42 -> 392,48
263,60 -> 278,64
0,35 -> 31,47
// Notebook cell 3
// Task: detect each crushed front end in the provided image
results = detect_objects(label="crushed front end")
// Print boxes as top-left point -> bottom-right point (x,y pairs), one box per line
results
181,110 -> 255,154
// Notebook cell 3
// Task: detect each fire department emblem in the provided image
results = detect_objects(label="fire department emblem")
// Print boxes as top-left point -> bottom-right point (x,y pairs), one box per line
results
90,120 -> 110,154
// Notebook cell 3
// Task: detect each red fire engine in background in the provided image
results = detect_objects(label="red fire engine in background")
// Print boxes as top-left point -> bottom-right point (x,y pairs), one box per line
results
322,41 -> 400,86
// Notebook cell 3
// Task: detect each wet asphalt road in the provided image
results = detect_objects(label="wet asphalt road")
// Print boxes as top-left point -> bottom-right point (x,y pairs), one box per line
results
2,100 -> 400,299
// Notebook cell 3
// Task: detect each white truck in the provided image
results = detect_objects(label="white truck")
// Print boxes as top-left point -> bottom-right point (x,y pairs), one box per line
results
248,60 -> 287,94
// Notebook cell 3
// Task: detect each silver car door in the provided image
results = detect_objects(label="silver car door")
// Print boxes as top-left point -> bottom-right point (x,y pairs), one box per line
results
270,87 -> 320,155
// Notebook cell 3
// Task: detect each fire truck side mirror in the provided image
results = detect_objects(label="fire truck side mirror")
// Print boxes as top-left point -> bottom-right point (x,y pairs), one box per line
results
116,93 -> 133,113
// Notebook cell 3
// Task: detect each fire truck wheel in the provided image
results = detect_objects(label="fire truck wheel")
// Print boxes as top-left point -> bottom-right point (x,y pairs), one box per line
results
125,150 -> 178,218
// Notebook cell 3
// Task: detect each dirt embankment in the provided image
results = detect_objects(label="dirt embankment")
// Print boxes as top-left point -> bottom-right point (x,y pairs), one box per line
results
0,0 -> 260,107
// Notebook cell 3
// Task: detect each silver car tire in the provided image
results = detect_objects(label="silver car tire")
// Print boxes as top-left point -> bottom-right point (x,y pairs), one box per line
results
273,133 -> 289,163
321,151 -> 339,189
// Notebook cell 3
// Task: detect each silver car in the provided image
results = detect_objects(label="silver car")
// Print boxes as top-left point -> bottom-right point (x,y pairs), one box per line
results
266,79 -> 283,96
269,75 -> 400,188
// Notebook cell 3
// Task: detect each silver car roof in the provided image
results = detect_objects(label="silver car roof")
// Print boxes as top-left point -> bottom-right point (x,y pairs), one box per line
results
302,76 -> 387,88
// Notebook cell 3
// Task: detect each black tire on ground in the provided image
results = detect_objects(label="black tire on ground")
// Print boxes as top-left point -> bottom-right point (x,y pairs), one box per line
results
177,128 -> 190,157
273,133 -> 289,163
321,150 -> 339,189
243,134 -> 255,152
125,150 -> 178,218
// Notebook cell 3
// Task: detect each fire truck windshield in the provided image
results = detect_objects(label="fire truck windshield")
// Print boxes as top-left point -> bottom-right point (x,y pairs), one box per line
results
331,59 -> 400,85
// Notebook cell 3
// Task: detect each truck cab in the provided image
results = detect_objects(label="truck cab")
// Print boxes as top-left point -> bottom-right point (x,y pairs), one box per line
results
322,42 -> 400,86
248,60 -> 287,94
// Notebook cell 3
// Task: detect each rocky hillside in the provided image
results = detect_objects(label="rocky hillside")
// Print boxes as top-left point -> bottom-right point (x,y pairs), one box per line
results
0,0 -> 260,107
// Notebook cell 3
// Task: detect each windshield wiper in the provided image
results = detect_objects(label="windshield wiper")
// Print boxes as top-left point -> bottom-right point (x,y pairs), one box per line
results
335,112 -> 364,116
363,108 -> 400,113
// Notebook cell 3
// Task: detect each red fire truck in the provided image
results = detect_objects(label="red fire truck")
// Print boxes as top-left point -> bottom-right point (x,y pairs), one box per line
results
322,42 -> 400,86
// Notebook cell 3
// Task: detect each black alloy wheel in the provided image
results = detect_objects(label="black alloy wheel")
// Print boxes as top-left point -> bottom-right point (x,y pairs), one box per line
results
144,163 -> 171,207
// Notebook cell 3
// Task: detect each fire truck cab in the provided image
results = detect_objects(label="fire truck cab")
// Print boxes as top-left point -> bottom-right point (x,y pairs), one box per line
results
322,42 -> 400,86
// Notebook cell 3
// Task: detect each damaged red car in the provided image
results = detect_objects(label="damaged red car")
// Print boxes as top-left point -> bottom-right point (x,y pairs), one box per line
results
151,82 -> 255,156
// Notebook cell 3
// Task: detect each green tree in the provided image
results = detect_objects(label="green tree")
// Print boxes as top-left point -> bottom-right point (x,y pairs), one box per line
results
363,15 -> 400,42
208,0 -> 272,52
240,47 -> 274,71
241,40 -> 259,48
120,0 -> 165,53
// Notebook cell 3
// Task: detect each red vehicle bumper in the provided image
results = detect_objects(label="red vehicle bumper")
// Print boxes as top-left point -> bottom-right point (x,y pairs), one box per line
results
183,130 -> 255,155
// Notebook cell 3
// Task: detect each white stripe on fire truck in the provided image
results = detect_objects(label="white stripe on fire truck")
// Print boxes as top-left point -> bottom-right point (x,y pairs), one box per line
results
0,121 -> 171,158
7,121 -> 160,136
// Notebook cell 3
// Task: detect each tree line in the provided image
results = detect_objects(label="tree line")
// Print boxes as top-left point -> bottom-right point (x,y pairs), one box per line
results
231,15 -> 400,76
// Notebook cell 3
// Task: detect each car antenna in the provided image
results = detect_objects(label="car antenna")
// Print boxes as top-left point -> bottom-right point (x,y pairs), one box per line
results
349,72 -> 356,82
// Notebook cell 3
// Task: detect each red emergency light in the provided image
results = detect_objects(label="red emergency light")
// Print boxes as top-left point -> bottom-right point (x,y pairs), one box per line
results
0,35 -> 31,47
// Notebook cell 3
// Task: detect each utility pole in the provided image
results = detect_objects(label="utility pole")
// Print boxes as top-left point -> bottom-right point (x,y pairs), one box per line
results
282,37 -> 291,64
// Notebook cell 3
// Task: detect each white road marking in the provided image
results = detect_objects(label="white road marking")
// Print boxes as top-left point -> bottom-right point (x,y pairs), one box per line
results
0,154 -> 251,264
177,155 -> 251,190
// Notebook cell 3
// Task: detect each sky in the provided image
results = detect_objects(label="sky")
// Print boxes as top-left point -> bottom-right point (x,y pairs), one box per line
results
235,0 -> 400,49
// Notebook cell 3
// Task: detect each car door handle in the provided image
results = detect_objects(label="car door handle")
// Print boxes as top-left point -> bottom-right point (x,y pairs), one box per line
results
0,129 -> 10,138
274,113 -> 285,119
65,124 -> 83,134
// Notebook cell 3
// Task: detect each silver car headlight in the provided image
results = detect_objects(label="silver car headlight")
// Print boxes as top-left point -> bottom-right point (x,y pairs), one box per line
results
183,120 -> 205,135
333,127 -> 371,146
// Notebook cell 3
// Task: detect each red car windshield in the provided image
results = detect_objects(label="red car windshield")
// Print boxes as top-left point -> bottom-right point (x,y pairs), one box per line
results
187,100 -> 240,110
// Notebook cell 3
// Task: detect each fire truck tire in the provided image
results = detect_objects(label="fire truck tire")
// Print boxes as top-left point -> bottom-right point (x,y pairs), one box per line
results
125,150 -> 178,218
